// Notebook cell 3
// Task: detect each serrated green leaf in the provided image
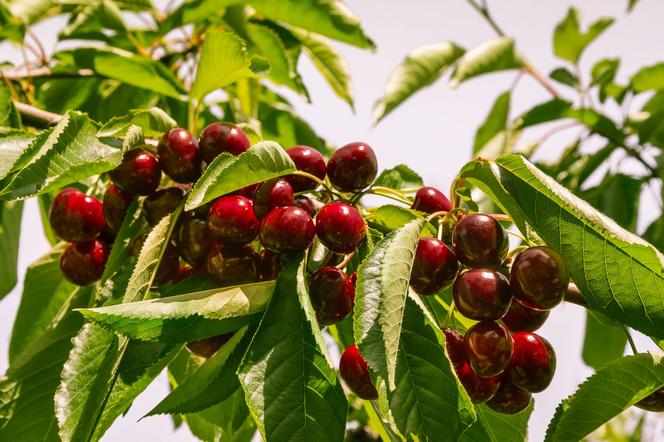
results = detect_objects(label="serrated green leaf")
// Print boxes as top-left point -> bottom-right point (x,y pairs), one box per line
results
450,37 -> 523,87
0,81 -> 20,128
60,0 -> 126,39
460,402 -> 533,442
553,8 -> 614,63
258,101 -> 330,155
97,107 -> 177,138
474,91 -> 510,154
644,216 -> 664,253
582,311 -> 626,370
374,164 -> 423,190
366,204 -> 424,234
631,63 -> 664,92
549,67 -> 578,88
516,99 -> 572,129
581,173 -> 642,232
0,200 -> 22,299
0,130 -> 35,180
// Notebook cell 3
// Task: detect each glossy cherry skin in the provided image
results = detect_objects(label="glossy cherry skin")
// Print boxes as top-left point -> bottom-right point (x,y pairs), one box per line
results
510,246 -> 570,311
453,214 -> 508,268
103,184 -> 134,234
315,202 -> 366,254
442,327 -> 467,370
502,298 -> 550,332
286,146 -> 327,191
158,128 -> 201,183
410,237 -> 459,296
339,344 -> 378,400
327,142 -> 378,191
308,266 -> 355,326
456,361 -> 500,404
50,188 -> 106,242
294,196 -> 317,217
505,332 -> 556,393
253,178 -> 294,219
129,235 -> 180,285
635,387 -> 664,412
486,380 -> 532,415
186,333 -> 234,358
206,245 -> 260,286
177,216 -> 212,267
109,148 -> 161,195
207,196 -> 260,246
411,186 -> 452,214
464,321 -> 513,378
60,240 -> 109,285
259,206 -> 315,255
259,250 -> 283,281
198,123 -> 250,163
143,187 -> 186,226
453,269 -> 511,321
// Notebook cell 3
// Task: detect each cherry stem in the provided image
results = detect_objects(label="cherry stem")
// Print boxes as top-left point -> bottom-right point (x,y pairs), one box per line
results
449,176 -> 464,209
443,303 -> 456,328
487,213 -> 512,222
364,188 -> 412,205
426,211 -> 449,222
335,252 -> 354,270
291,170 -> 345,199
622,325 -> 638,355
564,283 -> 588,308
505,229 -> 529,244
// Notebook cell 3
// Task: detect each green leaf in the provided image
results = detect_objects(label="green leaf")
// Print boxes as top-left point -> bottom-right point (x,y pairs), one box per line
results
97,107 -> 177,138
545,354 -> 664,441
549,67 -> 578,88
0,130 -> 35,180
258,101 -> 330,155
582,312 -> 626,370
628,0 -> 640,11
186,141 -> 295,210
581,173 -> 642,231
366,205 -> 425,234
0,81 -> 21,128
353,218 -> 425,389
474,91 -> 510,154
450,37 -> 523,87
591,58 -> 619,86
460,402 -> 534,442
238,257 -> 348,441
4,0 -> 55,24
644,216 -> 664,253
553,8 -> 614,63
516,99 -> 572,129
631,63 -> 664,92
0,3 -> 25,43
0,200 -> 22,299
374,164 -> 423,190
373,42 -> 464,123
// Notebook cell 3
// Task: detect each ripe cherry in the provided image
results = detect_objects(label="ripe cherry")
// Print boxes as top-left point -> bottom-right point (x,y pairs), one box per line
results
144,187 -> 186,226
259,250 -> 283,281
486,381 -> 532,415
294,196 -> 317,217
253,178 -> 294,219
186,333 -> 234,358
50,188 -> 106,242
259,206 -> 315,255
339,344 -> 378,400
453,269 -> 511,321
177,216 -> 212,267
505,332 -> 556,393
308,266 -> 355,325
315,202 -> 366,254
60,240 -> 109,285
453,214 -> 508,268
103,184 -> 134,234
464,321 -> 513,378
441,327 -> 467,370
410,237 -> 459,296
158,128 -> 201,183
198,122 -> 250,163
206,245 -> 260,286
130,235 -> 180,285
510,246 -> 570,310
207,196 -> 260,246
327,142 -> 377,191
286,146 -> 327,191
456,361 -> 500,404
411,186 -> 452,214
502,298 -> 550,332
109,148 -> 161,195
635,388 -> 664,412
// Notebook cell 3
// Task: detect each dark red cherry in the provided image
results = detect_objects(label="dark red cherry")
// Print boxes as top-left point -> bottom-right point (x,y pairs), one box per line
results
253,178 -> 294,219
315,202 -> 366,254
286,145 -> 327,191
259,250 -> 283,281
464,321 -> 513,378
456,361 -> 500,404
207,196 -> 260,246
308,266 -> 355,325
158,128 -> 201,183
506,332 -> 556,393
233,183 -> 260,198
186,332 -> 234,358
441,327 -> 467,370
411,186 -> 452,214
502,298 -> 550,332
198,123 -> 250,163
177,216 -> 212,266
60,240 -> 109,285
143,187 -> 186,226
327,142 -> 378,191
129,235 -> 180,285
294,196 -> 318,217
453,269 -> 511,321
486,381 -> 532,415
109,148 -> 161,195
259,206 -> 315,255
206,245 -> 260,286
103,184 -> 134,234
339,344 -> 378,400
410,237 -> 459,295
50,188 -> 106,242
173,265 -> 204,284
453,214 -> 508,268
510,246 -> 570,311
635,387 -> 664,412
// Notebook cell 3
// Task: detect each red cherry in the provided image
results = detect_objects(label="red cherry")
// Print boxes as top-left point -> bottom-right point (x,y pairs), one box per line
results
173,265 -> 204,284
186,333 -> 234,358
103,184 -> 134,234
636,387 -> 664,412
339,344 -> 378,400
505,332 -> 556,393
456,361 -> 500,404
308,266 -> 355,325
510,246 -> 570,311
464,321 -> 513,378
486,380 -> 532,415
177,216 -> 212,267
315,202 -> 366,254
233,183 -> 260,198
109,148 -> 161,195
453,269 -> 511,321
198,123 -> 250,163
206,245 -> 260,286
441,327 -> 467,370
327,142 -> 378,191
294,196 -> 318,217
143,187 -> 186,226
50,188 -> 106,242
207,196 -> 260,246
286,145 -> 327,191
502,298 -> 550,332
453,214 -> 508,268
410,237 -> 459,295
60,240 -> 109,285
411,187 -> 451,214
259,206 -> 315,255
158,128 -> 201,183
253,178 -> 294,219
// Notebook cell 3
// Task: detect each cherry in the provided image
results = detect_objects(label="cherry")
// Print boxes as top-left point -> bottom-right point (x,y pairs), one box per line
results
198,122 -> 250,163
486,380 -> 532,415
510,246 -> 570,310
327,142 -> 378,191
294,196 -> 317,217
206,245 -> 260,286
411,186 -> 452,214
286,145 -> 327,191
308,266 -> 355,326
410,237 -> 459,296
109,148 -> 161,195
441,327 -> 467,370
177,216 -> 212,267
259,206 -> 315,255
186,332 -> 234,358
129,235 -> 180,285
60,240 -> 109,285
158,128 -> 201,183
50,188 -> 106,242
339,344 -> 378,400
464,321 -> 513,378
103,184 -> 134,234
207,196 -> 260,246
233,183 -> 260,198
144,187 -> 186,226
505,332 -> 556,393
502,298 -> 550,332
635,387 -> 664,412
453,214 -> 508,268
173,265 -> 204,284
259,250 -> 283,281
456,361 -> 500,404
253,178 -> 294,219
453,269 -> 511,321
315,202 -> 366,254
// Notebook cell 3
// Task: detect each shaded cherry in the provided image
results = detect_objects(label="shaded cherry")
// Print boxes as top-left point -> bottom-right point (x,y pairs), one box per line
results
411,186 -> 452,214
233,183 -> 260,198
294,196 -> 318,217
207,196 -> 260,246
339,344 -> 378,400
315,202 -> 366,254
327,142 -> 377,191
253,178 -> 294,219
103,183 -> 134,234
259,206 -> 315,255
158,128 -> 201,183
198,122 -> 250,163
50,188 -> 106,242
456,361 -> 500,404
60,240 -> 109,285
286,145 -> 327,191
109,148 -> 161,195
441,327 -> 467,370
502,298 -> 550,332
453,214 -> 508,268
143,187 -> 186,226
129,235 -> 180,285
453,269 -> 511,321
510,246 -> 570,310
259,250 -> 283,281
464,321 -> 513,378
410,237 -> 459,296
505,332 -> 556,393
635,388 -> 664,412
206,245 -> 260,286
186,332 -> 234,358
308,266 -> 355,326
486,380 -> 532,415
173,265 -> 204,285
177,216 -> 212,266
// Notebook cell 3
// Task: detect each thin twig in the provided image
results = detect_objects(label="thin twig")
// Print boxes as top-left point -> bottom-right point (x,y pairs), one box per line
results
564,283 -> 588,308
622,325 -> 638,355
13,101 -> 63,126
2,67 -> 96,80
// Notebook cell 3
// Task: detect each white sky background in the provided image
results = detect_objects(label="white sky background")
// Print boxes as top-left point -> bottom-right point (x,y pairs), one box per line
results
1,0 -> 663,440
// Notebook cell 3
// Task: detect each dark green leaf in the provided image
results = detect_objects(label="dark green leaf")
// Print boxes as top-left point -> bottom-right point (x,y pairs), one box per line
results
516,99 -> 572,129
644,216 -> 664,253
474,91 -> 510,154
460,402 -> 534,442
0,3 -> 25,42
553,8 -> 613,63
259,102 -> 330,155
450,37 -> 523,87
0,81 -> 21,128
582,312 -> 626,370
0,200 -> 22,299
549,68 -> 578,88
591,58 -> 619,86
581,173 -> 642,231
374,164 -> 423,190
